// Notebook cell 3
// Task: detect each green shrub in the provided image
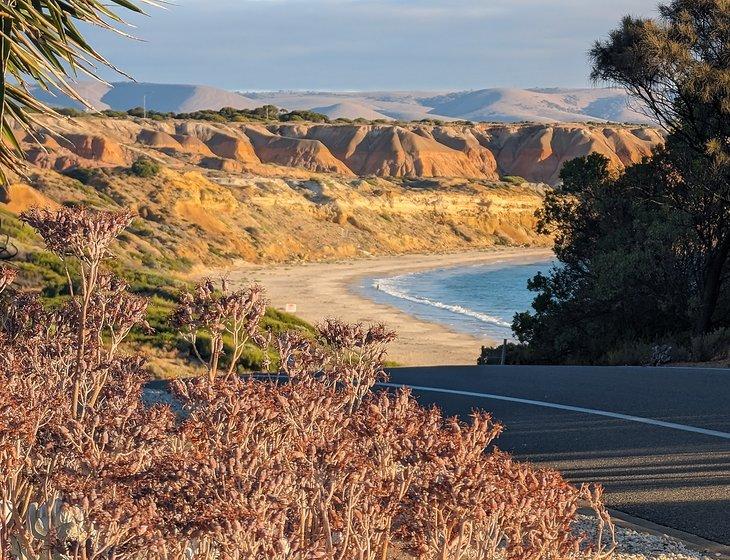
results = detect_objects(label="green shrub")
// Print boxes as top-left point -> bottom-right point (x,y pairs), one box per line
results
63,167 -> 99,185
56,107 -> 86,117
262,307 -> 315,335
0,208 -> 39,244
502,175 -> 527,185
600,341 -> 656,365
101,109 -> 127,118
130,157 -> 161,178
13,251 -> 79,296
279,110 -> 330,123
127,218 -> 156,238
477,342 -> 541,365
691,328 -> 730,361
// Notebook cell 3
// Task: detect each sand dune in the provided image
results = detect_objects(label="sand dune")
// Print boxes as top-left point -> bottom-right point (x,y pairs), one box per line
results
246,87 -> 654,124
423,88 -> 649,123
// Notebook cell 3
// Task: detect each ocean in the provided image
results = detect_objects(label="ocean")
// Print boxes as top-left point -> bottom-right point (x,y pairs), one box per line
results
358,258 -> 556,342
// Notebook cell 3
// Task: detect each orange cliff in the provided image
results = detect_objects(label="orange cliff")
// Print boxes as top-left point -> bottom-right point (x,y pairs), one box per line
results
16,116 -> 662,185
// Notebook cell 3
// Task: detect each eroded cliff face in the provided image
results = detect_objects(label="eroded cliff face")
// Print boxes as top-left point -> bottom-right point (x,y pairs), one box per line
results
16,116 -> 662,185
1,167 -> 550,267
242,126 -> 355,176
473,123 -> 664,184
270,124 -> 501,179
24,130 -> 130,171
3,115 -> 666,266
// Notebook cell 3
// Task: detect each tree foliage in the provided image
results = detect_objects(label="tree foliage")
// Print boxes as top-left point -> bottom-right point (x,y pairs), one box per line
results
115,105 -> 330,124
515,0 -> 730,363
590,0 -> 729,161
130,156 -> 160,178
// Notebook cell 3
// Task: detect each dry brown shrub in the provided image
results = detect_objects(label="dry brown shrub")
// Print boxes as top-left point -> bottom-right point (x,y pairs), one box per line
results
0,206 -> 614,560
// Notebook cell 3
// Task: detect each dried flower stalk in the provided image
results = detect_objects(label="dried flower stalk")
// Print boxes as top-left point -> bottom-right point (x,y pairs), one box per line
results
0,206 -> 615,560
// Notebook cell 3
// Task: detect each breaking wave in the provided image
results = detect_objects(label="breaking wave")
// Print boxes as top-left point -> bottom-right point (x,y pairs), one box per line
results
373,276 -> 511,328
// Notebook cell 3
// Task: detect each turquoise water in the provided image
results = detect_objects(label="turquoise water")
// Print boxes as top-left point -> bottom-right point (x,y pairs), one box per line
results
358,258 -> 555,341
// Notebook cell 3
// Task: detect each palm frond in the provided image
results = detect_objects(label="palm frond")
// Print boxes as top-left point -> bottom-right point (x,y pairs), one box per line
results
0,0 -> 162,183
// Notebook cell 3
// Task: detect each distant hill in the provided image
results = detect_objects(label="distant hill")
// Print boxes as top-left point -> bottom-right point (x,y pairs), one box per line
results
33,82 -> 258,113
33,82 -> 652,124
244,88 -> 654,124
420,88 -> 649,123
309,102 -> 394,121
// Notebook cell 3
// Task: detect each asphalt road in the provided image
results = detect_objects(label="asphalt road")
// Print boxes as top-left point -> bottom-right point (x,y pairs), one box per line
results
385,365 -> 730,545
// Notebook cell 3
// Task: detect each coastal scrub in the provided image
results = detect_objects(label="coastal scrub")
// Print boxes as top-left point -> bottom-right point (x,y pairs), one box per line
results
0,207 -> 614,560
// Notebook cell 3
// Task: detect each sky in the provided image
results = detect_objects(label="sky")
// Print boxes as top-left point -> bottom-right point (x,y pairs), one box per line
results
85,0 -> 659,92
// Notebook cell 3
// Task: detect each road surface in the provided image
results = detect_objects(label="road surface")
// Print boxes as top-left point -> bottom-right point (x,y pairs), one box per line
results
385,365 -> 730,545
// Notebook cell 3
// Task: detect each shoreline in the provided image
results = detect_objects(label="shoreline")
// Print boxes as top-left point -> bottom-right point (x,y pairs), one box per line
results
221,248 -> 553,366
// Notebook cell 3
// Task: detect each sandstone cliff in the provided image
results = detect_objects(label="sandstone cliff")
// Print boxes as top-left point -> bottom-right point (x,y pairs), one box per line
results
473,123 -> 664,184
241,126 -> 355,175
23,129 -> 130,171
16,116 -> 663,185
271,124 -> 500,180
1,167 -> 549,267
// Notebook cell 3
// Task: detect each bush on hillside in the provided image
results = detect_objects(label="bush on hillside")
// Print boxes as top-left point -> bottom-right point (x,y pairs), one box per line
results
279,109 -> 330,123
502,175 -> 527,185
130,156 -> 161,178
691,328 -> 730,362
56,107 -> 86,117
63,166 -> 100,185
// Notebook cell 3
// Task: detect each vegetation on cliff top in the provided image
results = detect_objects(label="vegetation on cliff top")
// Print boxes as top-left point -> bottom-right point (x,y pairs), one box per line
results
58,105 -> 334,124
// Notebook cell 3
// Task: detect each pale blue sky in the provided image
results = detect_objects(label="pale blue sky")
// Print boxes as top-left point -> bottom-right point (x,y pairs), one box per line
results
86,0 -> 659,91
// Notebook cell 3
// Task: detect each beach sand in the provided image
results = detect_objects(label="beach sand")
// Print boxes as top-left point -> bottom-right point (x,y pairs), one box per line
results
221,248 -> 553,366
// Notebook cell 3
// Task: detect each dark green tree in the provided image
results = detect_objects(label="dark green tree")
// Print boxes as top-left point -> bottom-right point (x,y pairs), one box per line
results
514,0 -> 730,362
590,0 -> 730,333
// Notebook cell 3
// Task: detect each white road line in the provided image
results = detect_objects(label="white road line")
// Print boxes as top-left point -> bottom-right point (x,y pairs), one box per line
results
377,383 -> 730,440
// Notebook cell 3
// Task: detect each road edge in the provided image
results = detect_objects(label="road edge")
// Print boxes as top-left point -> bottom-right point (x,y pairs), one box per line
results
605,508 -> 730,558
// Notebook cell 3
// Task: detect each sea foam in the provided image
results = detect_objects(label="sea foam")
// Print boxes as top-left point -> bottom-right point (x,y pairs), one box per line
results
373,275 -> 511,328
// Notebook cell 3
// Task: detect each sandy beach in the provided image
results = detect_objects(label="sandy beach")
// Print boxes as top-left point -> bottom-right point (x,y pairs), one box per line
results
221,248 -> 553,366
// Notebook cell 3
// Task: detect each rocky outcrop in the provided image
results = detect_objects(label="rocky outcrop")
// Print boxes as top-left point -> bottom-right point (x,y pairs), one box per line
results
171,134 -> 216,157
19,116 -> 663,184
273,124 -> 500,179
23,131 -> 128,171
242,127 -> 355,176
137,129 -> 183,152
474,124 -> 663,184
415,126 -> 498,178
198,157 -> 247,173
61,133 -> 128,166
204,132 -> 260,163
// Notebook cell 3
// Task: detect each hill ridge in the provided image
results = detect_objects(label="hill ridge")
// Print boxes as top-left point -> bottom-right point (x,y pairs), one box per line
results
35,82 -> 653,124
